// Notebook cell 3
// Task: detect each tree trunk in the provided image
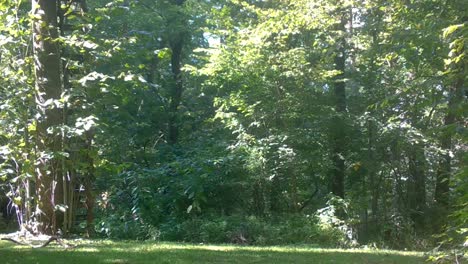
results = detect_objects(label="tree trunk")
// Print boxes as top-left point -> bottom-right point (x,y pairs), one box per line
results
167,0 -> 186,144
330,16 -> 347,198
84,131 -> 95,237
168,34 -> 183,144
269,175 -> 281,213
252,180 -> 265,216
32,0 -> 63,235
407,146 -> 426,233
434,62 -> 465,229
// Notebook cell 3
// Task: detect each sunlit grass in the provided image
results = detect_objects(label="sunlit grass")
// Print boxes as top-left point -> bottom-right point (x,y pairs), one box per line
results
0,239 -> 426,263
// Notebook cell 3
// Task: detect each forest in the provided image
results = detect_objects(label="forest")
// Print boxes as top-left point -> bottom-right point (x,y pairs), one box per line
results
0,0 -> 466,263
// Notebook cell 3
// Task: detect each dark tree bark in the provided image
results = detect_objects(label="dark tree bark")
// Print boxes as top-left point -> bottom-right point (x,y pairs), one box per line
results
330,16 -> 347,199
367,10 -> 380,238
269,175 -> 282,212
168,33 -> 184,144
32,0 -> 63,235
407,146 -> 426,232
84,131 -> 95,237
434,58 -> 465,229
167,0 -> 186,144
252,180 -> 265,216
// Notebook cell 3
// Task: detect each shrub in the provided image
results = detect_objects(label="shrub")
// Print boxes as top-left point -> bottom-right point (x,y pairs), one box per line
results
159,214 -> 344,246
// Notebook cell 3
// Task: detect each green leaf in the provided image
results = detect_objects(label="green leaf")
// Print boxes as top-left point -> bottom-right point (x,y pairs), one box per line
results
442,24 -> 463,38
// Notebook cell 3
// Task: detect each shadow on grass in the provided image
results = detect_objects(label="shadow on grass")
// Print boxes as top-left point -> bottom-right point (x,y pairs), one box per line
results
0,240 -> 425,264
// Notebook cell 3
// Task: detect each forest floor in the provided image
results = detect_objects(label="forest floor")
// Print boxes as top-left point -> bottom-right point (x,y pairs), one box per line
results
0,239 -> 426,263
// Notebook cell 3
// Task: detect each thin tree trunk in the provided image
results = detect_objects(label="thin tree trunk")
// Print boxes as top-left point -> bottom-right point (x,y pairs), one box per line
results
407,146 -> 426,233
269,175 -> 281,213
167,0 -> 186,144
272,80 -> 299,213
364,4 -> 384,240
252,180 -> 265,216
168,35 -> 183,144
84,176 -> 94,236
84,131 -> 95,237
330,16 -> 347,198
434,61 -> 465,229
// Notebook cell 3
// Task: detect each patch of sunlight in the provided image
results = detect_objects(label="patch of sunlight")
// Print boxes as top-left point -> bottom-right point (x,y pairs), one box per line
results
76,247 -> 100,252
29,240 -> 422,258
102,259 -> 130,264
124,242 -> 423,257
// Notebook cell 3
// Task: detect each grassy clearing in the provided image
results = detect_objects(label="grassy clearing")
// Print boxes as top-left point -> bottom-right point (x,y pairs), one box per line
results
0,239 -> 426,263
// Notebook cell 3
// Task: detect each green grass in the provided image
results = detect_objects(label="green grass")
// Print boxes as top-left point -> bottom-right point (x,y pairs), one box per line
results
0,239 -> 426,263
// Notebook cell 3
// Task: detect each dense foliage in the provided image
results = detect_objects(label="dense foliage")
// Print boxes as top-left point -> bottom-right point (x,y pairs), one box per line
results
0,0 -> 466,258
